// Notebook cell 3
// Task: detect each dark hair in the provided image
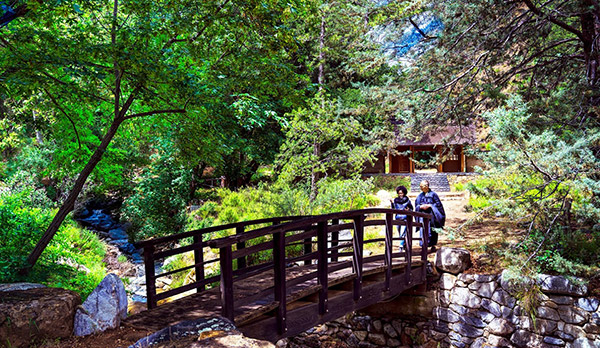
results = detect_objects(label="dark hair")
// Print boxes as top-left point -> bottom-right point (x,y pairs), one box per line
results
396,185 -> 408,195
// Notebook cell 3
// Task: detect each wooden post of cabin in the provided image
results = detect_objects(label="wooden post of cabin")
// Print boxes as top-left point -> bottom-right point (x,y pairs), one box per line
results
384,213 -> 393,291
317,221 -> 328,314
193,234 -> 205,292
273,230 -> 287,334
144,245 -> 157,309
352,215 -> 364,302
236,225 -> 246,270
220,245 -> 234,321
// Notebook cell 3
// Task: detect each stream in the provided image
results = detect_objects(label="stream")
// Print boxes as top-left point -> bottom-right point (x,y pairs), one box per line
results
75,202 -> 159,310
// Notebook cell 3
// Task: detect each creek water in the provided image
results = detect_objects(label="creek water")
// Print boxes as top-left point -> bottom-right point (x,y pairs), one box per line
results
75,203 -> 157,307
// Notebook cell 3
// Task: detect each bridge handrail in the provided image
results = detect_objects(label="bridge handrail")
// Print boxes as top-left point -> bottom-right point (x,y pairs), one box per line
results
135,215 -> 308,248
207,208 -> 432,249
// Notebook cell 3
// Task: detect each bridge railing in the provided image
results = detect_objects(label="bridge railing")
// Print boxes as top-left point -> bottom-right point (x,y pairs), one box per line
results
136,208 -> 432,334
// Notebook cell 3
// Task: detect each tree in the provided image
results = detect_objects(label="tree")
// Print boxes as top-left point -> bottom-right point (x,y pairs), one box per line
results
0,0 -> 308,272
398,1 -> 600,272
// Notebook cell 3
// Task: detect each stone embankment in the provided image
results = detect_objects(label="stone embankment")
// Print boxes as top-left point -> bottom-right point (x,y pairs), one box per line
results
282,248 -> 600,348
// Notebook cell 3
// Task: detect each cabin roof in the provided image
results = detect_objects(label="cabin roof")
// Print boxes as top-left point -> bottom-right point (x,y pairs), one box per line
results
397,124 -> 478,146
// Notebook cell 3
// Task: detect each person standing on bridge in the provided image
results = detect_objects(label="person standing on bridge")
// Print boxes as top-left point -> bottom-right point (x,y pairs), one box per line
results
415,180 -> 445,252
390,185 -> 413,252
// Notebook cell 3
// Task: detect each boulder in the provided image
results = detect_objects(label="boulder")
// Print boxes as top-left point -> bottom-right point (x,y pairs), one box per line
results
0,282 -> 46,292
0,287 -> 81,348
73,273 -> 128,336
537,274 -> 587,296
435,248 -> 471,274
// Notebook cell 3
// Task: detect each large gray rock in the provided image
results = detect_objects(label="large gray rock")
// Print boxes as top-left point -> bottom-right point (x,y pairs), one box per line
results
511,330 -> 542,347
452,287 -> 482,308
537,274 -> 588,296
558,305 -> 588,325
73,273 -> 128,336
0,282 -> 46,292
568,337 -> 600,348
488,318 -> 514,336
435,248 -> 471,274
577,298 -> 600,312
0,287 -> 80,348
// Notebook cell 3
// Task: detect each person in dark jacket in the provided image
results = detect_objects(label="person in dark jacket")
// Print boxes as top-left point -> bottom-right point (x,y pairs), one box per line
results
415,180 -> 445,251
390,185 -> 413,251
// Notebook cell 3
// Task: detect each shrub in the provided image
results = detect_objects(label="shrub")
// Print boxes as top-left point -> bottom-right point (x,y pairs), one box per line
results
370,175 -> 411,193
0,190 -> 106,298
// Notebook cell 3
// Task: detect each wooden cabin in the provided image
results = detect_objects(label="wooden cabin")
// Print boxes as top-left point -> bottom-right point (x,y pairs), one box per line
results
364,125 -> 483,174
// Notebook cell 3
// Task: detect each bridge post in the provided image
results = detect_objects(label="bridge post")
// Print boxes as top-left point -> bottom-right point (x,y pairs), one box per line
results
405,215 -> 413,284
273,230 -> 287,334
352,215 -> 364,302
317,221 -> 328,314
236,225 -> 246,270
193,234 -> 205,292
143,245 -> 157,309
384,213 -> 393,291
219,246 -> 234,321
330,219 -> 339,262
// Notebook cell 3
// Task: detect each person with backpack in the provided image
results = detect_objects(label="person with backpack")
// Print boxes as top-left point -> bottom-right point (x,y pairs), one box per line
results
390,185 -> 413,251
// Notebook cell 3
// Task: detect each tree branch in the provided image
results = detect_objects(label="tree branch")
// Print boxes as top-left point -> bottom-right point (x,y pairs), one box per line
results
42,87 -> 82,149
124,108 -> 186,120
408,16 -> 435,39
522,0 -> 585,41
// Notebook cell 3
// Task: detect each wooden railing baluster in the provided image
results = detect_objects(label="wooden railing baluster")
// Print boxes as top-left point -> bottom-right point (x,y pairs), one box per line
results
317,221 -> 328,314
384,213 -> 393,291
144,245 -> 157,309
236,225 -> 246,270
304,227 -> 312,266
193,234 -> 205,292
273,231 -> 287,334
421,217 -> 430,262
220,245 -> 234,321
330,219 -> 339,262
352,215 -> 364,302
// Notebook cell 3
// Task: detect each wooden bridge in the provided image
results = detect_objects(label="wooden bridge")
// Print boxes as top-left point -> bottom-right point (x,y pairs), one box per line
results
126,208 -> 433,342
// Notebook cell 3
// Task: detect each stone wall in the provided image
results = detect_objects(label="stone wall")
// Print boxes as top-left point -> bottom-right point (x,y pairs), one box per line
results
282,248 -> 600,348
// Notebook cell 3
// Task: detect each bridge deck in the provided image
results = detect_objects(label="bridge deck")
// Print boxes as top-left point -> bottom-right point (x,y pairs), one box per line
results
124,253 -> 427,341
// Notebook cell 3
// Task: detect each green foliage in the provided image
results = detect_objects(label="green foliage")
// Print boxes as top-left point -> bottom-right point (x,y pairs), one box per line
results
370,176 -> 411,193
122,139 -> 192,241
0,190 -> 106,298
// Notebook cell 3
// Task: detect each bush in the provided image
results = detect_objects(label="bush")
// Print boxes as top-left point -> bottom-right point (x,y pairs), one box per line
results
0,190 -> 106,298
370,175 -> 411,193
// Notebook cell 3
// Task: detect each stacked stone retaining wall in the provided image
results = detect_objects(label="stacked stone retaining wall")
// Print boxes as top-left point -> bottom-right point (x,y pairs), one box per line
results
281,248 -> 600,348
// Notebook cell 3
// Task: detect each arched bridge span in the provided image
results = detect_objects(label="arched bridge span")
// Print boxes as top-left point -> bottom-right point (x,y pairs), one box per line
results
127,208 -> 434,342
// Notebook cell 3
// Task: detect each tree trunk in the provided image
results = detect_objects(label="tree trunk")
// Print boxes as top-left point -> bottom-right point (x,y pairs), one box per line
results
310,141 -> 320,202
20,116 -> 124,274
318,15 -> 325,92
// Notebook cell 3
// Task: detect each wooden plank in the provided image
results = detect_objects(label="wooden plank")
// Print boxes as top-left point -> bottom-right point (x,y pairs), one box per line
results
405,215 -> 413,284
317,221 -> 328,315
352,215 -> 364,302
384,213 -> 393,291
236,226 -> 247,270
193,235 -> 205,293
220,246 -> 234,320
273,231 -> 287,334
143,245 -> 157,309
